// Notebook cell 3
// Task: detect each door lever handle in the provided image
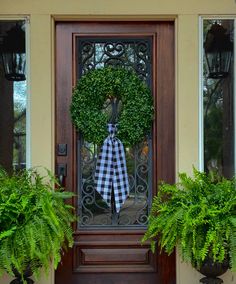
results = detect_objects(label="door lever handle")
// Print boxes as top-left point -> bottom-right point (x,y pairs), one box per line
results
57,163 -> 67,186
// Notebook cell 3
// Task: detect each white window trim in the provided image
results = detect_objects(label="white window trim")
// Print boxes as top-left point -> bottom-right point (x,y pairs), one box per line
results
199,17 -> 204,171
25,17 -> 31,168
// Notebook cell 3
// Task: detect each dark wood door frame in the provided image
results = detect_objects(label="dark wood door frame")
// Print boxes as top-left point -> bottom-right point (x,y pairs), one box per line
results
55,21 -> 175,284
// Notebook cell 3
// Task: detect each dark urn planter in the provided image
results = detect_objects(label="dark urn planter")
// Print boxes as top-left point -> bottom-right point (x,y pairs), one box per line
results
198,258 -> 229,284
10,265 -> 34,284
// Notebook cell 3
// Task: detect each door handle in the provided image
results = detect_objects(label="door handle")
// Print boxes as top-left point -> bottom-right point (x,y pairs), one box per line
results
57,163 -> 67,186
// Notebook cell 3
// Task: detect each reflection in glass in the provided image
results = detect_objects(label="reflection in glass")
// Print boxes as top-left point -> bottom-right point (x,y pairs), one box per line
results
13,81 -> 27,169
77,38 -> 152,227
203,19 -> 234,178
0,20 -> 27,172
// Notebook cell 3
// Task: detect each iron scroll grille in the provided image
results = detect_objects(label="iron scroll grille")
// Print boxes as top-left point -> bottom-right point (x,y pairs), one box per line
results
76,37 -> 153,227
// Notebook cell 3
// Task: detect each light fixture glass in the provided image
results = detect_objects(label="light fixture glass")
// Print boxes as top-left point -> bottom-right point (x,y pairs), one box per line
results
204,22 -> 233,79
1,24 -> 26,81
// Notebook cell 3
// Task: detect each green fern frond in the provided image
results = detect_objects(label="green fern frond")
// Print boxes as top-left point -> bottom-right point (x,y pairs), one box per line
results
0,168 -> 76,279
143,168 -> 236,271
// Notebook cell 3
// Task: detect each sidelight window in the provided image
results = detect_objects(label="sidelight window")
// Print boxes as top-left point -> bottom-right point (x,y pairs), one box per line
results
201,18 -> 235,178
0,19 -> 28,173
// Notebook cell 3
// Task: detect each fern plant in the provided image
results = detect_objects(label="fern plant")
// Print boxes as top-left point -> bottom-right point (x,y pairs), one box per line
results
143,168 -> 236,271
0,168 -> 75,279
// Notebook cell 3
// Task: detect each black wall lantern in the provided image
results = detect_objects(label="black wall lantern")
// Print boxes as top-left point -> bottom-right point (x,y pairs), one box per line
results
0,24 -> 26,81
204,22 -> 233,79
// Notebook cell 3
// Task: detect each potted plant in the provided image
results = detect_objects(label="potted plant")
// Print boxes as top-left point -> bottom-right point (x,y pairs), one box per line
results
0,167 -> 75,283
142,168 -> 236,283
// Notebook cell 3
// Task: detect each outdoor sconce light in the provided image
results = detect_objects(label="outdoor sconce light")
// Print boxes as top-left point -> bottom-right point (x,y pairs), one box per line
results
204,22 -> 233,79
0,24 -> 26,81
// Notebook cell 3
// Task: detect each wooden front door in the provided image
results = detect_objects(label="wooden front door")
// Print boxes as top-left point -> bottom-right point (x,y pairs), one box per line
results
55,21 -> 175,284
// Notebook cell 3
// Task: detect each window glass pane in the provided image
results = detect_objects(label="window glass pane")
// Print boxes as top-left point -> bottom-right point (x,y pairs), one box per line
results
203,19 -> 234,177
13,81 -> 27,169
0,20 -> 27,173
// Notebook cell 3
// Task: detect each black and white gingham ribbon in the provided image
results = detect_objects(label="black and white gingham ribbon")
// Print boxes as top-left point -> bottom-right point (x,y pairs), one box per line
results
95,124 -> 129,213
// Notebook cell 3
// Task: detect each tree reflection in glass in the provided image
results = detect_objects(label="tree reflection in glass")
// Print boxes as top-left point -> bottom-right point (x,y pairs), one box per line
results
203,19 -> 234,178
0,20 -> 27,173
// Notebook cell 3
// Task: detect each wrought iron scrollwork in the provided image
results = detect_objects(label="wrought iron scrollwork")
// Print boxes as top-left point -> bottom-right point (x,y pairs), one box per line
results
77,37 -> 152,227
78,38 -> 151,84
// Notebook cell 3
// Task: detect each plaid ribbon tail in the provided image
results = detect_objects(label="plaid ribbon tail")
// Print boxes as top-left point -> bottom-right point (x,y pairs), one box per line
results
95,124 -> 129,213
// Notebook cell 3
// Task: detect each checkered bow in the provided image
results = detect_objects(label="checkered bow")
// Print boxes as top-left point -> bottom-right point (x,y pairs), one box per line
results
95,123 -> 129,213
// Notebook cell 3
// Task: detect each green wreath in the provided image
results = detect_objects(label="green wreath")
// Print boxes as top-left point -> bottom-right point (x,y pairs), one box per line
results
70,67 -> 153,146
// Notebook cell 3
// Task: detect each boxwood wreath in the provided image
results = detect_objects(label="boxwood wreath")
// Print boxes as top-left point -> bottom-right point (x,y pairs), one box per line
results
70,67 -> 154,146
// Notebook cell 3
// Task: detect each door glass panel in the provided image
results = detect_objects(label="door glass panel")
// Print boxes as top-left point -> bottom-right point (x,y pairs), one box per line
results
77,38 -> 153,227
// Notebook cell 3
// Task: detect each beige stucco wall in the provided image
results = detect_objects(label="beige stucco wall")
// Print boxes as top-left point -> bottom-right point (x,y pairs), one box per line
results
0,0 -> 236,283
0,0 -> 236,15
